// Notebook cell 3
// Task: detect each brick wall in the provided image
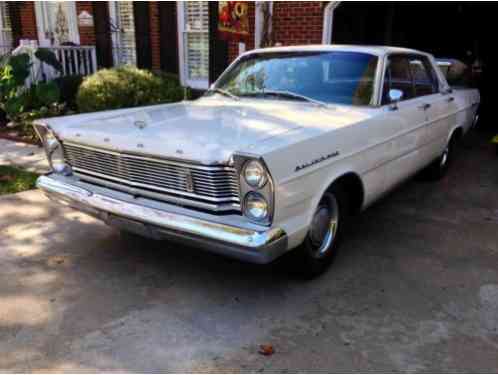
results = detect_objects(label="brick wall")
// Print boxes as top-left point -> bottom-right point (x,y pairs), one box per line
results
226,2 -> 325,63
273,2 -> 324,46
76,2 -> 95,45
149,2 -> 161,70
17,1 -> 37,40
12,1 -> 99,45
11,1 -> 326,72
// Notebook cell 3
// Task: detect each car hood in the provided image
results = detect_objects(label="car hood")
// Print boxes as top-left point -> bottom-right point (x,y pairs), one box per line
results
42,97 -> 373,164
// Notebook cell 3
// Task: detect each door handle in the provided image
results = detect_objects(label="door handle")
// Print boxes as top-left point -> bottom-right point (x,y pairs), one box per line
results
418,103 -> 431,110
446,97 -> 455,103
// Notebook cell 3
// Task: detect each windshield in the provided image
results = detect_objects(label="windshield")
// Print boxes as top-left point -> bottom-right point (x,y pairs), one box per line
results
214,51 -> 379,106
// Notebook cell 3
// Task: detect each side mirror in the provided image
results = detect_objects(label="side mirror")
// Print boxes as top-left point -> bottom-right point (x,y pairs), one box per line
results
388,89 -> 403,110
389,89 -> 403,103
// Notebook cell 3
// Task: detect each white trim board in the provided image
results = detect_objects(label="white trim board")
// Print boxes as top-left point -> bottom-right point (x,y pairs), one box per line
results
322,1 -> 341,44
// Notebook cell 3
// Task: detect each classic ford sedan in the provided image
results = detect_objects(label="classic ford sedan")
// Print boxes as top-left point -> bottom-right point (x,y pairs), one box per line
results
34,46 -> 480,276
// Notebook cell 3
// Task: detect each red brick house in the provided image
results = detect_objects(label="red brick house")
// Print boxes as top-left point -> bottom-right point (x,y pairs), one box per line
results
0,1 -> 339,89
0,2 -> 491,93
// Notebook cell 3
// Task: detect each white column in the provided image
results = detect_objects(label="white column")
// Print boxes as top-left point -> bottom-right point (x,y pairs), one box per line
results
322,2 -> 341,45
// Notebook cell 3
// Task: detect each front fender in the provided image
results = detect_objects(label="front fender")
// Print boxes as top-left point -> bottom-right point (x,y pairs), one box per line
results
271,156 -> 364,249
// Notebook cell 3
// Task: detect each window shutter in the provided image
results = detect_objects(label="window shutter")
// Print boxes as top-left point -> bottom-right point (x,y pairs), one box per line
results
133,2 -> 151,69
159,2 -> 179,75
208,2 -> 228,84
93,2 -> 113,68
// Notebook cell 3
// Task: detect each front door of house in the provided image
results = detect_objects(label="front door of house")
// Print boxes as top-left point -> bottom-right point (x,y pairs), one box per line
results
34,2 -> 80,46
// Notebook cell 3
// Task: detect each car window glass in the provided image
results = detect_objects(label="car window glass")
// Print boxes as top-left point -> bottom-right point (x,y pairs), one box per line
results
382,56 -> 414,104
215,52 -> 378,106
410,57 -> 437,97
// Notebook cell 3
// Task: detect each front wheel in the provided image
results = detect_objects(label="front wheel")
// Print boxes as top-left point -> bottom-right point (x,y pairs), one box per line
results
291,186 -> 349,278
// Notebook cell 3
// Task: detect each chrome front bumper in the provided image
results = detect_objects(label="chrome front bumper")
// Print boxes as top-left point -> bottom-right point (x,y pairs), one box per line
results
36,175 -> 288,264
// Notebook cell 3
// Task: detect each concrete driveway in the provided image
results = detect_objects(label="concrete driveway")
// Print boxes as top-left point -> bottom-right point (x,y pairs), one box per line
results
1,131 -> 497,372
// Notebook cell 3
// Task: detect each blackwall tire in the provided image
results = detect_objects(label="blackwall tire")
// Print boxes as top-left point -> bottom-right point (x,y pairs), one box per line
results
291,185 -> 350,278
423,135 -> 456,181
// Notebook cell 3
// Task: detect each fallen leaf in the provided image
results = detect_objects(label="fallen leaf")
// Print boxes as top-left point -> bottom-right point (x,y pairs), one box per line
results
47,255 -> 72,267
258,344 -> 274,356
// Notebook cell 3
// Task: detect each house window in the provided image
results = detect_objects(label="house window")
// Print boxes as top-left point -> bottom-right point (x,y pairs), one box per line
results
108,1 -> 137,66
0,2 -> 13,54
178,2 -> 209,89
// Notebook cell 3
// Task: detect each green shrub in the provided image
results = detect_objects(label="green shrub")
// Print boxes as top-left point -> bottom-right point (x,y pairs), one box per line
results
53,74 -> 83,109
76,66 -> 184,113
0,49 -> 63,122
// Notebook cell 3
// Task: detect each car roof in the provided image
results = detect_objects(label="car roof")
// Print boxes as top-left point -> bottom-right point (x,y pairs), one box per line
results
243,44 -> 430,58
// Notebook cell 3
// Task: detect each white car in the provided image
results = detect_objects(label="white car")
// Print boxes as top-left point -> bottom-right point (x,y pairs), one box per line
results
34,45 -> 480,276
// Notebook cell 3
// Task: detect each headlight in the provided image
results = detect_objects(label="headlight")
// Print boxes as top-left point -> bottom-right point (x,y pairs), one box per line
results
244,192 -> 269,221
33,123 -> 71,175
244,160 -> 267,188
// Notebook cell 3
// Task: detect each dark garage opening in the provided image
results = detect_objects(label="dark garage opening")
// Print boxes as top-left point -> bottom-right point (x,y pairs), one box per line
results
332,2 -> 498,131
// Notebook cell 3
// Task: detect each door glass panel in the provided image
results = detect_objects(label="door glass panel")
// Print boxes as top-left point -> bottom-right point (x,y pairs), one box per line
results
382,55 -> 414,104
409,57 -> 437,97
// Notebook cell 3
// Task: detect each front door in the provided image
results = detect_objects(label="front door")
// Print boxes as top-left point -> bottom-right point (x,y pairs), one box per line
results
382,54 -> 429,186
34,2 -> 80,46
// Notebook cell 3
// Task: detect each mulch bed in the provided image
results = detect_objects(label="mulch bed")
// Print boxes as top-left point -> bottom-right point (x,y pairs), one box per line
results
0,119 -> 41,146
0,130 -> 40,146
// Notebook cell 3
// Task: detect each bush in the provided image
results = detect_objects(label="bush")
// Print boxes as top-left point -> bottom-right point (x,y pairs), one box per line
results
0,48 -> 64,124
53,75 -> 83,109
76,66 -> 184,112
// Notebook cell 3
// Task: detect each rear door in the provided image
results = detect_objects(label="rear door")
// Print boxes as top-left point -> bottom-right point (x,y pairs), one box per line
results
409,55 -> 450,161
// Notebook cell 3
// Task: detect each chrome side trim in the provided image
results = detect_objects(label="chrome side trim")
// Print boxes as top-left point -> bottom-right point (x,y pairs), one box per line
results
37,175 -> 288,264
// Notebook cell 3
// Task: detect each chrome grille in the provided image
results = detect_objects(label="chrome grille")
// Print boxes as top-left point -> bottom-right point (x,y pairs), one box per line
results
63,142 -> 240,211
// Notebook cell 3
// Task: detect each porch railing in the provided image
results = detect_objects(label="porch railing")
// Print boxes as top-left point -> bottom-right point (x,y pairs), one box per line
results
51,46 -> 97,77
11,42 -> 97,87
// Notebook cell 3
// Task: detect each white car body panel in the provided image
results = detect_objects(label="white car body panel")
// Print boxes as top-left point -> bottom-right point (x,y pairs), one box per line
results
36,45 -> 480,262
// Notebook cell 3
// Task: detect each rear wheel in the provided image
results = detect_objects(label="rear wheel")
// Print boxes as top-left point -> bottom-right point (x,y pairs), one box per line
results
472,111 -> 480,129
423,134 -> 457,180
291,185 -> 350,278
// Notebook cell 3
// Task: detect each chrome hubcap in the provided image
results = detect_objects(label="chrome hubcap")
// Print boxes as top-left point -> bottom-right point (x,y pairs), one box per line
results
309,196 -> 339,258
472,113 -> 479,128
440,146 -> 449,168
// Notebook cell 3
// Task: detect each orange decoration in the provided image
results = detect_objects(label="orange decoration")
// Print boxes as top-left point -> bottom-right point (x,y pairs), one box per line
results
218,1 -> 250,42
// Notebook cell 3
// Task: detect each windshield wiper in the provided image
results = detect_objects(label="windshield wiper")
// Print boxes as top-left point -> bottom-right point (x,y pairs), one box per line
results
206,87 -> 240,101
259,90 -> 328,107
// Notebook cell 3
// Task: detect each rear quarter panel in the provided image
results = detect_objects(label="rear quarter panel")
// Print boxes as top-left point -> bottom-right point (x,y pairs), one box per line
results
450,88 -> 480,137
